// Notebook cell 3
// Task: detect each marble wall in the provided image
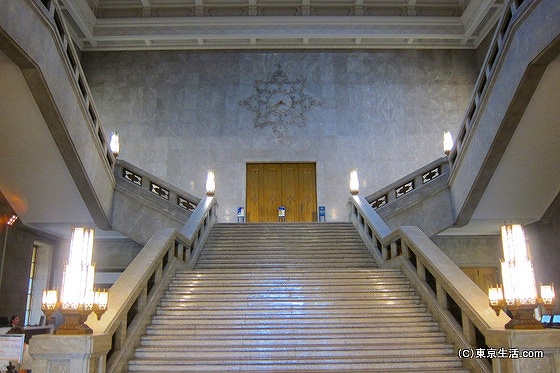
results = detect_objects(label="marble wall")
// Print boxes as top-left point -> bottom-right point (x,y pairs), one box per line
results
526,200 -> 560,310
431,235 -> 502,267
82,50 -> 477,222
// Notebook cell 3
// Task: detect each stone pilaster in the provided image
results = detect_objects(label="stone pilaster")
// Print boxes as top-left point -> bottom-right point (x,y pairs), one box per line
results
28,334 -> 111,373
486,329 -> 560,373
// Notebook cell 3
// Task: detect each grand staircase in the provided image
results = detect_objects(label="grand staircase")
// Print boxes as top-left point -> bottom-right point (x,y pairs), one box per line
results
128,223 -> 468,372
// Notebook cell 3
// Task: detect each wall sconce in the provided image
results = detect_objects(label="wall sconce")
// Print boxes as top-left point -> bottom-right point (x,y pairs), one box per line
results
206,170 -> 215,197
349,169 -> 359,195
488,224 -> 555,329
41,227 -> 108,334
443,130 -> 453,155
110,131 -> 120,157
7,215 -> 18,226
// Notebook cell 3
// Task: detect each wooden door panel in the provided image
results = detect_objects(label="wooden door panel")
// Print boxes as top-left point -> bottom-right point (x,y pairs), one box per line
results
299,163 -> 317,222
282,164 -> 300,222
262,164 -> 282,222
246,164 -> 262,222
246,163 -> 316,223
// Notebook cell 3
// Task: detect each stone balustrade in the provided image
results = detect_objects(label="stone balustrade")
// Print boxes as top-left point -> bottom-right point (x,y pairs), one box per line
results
29,197 -> 218,373
364,0 -> 537,226
446,0 -> 528,168
32,0 -> 115,170
349,195 -> 560,373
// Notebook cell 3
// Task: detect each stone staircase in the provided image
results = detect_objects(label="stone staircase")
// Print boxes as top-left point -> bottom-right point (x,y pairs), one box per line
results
128,223 -> 468,372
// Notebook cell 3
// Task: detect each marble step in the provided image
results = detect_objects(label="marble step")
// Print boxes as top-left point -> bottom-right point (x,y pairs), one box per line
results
166,284 -> 412,292
155,304 -> 428,317
147,315 -> 438,327
164,274 -> 412,286
150,314 -> 434,326
139,332 -> 449,347
128,355 -> 465,372
203,242 -> 366,247
164,282 -> 416,292
195,257 -> 373,264
194,264 -> 376,269
161,294 -> 419,303
203,236 -> 364,242
144,324 -> 442,337
164,288 -> 415,296
198,251 -> 371,258
168,276 -> 412,284
208,222 -> 357,230
193,264 -> 375,270
202,241 -> 367,247
196,256 -> 373,263
196,258 -> 375,268
202,242 -> 367,247
133,344 -> 455,359
129,223 -> 467,372
158,299 -> 422,310
173,268 -> 402,279
204,232 -> 365,239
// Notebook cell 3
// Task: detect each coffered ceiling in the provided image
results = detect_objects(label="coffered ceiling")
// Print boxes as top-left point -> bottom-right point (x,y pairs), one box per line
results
60,0 -> 505,51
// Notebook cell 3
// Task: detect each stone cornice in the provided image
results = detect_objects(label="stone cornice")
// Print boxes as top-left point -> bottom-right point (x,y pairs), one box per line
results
60,0 -> 505,50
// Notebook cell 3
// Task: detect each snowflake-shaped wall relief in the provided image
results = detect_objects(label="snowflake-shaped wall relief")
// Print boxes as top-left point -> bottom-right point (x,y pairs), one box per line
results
239,65 -> 321,139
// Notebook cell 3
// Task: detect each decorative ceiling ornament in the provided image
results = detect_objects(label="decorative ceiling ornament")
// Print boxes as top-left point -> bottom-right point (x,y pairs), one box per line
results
239,65 -> 321,140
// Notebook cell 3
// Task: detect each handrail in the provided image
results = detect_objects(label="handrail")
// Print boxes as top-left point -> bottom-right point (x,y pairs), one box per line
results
86,197 -> 218,373
31,0 -> 116,170
446,0 -> 528,168
365,157 -> 449,209
115,159 -> 200,213
363,0 -> 532,216
349,196 -> 509,373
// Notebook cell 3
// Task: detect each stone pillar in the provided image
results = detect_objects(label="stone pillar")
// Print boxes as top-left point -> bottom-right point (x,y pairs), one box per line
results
486,330 -> 560,372
28,334 -> 111,373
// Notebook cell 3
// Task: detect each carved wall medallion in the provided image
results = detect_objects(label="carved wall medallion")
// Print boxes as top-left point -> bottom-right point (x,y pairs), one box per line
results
239,65 -> 321,139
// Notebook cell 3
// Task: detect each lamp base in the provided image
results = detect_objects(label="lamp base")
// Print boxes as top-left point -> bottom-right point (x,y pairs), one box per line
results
55,309 -> 93,335
505,305 -> 544,330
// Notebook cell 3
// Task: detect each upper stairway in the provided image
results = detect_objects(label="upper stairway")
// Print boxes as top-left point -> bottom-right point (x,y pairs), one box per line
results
197,222 -> 374,270
127,222 -> 468,372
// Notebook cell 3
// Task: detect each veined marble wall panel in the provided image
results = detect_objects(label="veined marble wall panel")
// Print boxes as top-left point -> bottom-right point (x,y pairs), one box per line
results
431,235 -> 501,268
82,50 -> 477,222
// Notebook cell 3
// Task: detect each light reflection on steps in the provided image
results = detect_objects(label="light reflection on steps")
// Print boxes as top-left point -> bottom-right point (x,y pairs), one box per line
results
128,223 -> 468,372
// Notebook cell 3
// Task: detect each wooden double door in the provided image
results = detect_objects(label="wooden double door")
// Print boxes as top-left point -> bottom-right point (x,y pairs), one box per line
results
246,163 -> 317,222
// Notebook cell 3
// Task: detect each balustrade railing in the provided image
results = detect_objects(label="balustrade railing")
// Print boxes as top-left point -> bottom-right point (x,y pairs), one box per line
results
22,5 -> 212,371
366,157 -> 449,210
349,196 -> 510,373
115,159 -> 200,213
446,0 -> 528,168
32,0 -> 116,170
87,197 -> 218,373
365,0 -> 531,212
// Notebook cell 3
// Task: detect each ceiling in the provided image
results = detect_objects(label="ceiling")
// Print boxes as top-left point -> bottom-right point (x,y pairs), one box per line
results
59,0 -> 505,51
1,0 -> 559,239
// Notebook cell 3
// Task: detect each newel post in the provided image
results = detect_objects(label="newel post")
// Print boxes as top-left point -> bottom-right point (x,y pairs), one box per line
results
29,334 -> 111,373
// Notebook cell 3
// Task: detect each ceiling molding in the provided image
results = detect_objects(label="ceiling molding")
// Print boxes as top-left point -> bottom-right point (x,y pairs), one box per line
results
59,0 -> 506,51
